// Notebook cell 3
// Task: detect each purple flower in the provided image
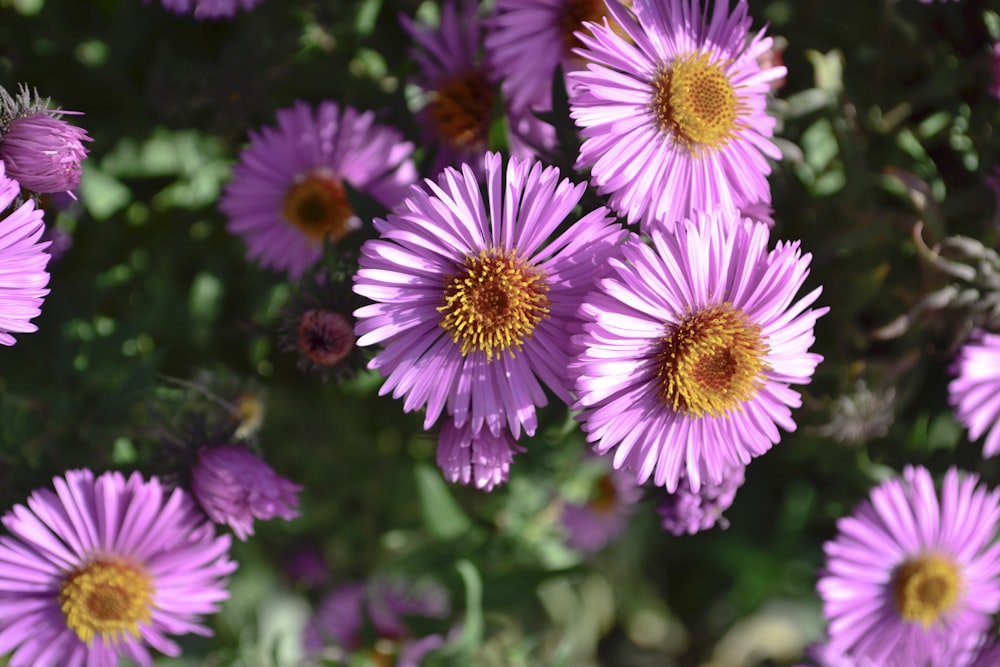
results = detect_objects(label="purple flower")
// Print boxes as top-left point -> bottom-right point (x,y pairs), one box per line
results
817,466 -> 1000,665
570,208 -> 827,492
561,464 -> 642,552
0,469 -> 236,667
0,110 -> 90,195
353,152 -> 626,439
567,0 -> 785,231
437,419 -> 524,491
305,578 -> 449,666
148,0 -> 265,19
0,163 -> 49,346
191,444 -> 301,541
658,464 -> 745,535
948,330 -> 1000,457
220,101 -> 416,278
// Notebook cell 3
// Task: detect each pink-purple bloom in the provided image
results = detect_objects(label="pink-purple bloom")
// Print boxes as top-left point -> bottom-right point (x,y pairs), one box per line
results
220,101 -> 416,279
817,466 -> 1000,666
191,444 -> 301,541
567,0 -> 784,231
147,0 -> 265,19
0,469 -> 236,667
0,163 -> 50,346
570,208 -> 826,492
0,110 -> 90,195
561,465 -> 642,552
353,151 -> 626,440
437,419 -> 524,491
658,464 -> 745,535
948,330 -> 1000,458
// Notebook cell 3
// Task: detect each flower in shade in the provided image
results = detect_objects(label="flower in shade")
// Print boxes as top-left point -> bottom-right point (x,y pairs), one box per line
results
948,330 -> 1000,458
353,152 -> 626,439
569,208 -> 827,492
0,469 -> 235,667
220,101 -> 416,279
305,578 -> 450,667
191,444 -> 301,541
658,464 -> 745,535
567,0 -> 785,231
0,86 -> 90,195
561,463 -> 642,552
0,163 -> 49,346
817,466 -> 1000,666
437,419 -> 524,491
148,0 -> 265,19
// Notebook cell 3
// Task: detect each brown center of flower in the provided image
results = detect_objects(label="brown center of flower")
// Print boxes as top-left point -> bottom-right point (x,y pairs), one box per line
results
589,474 -> 619,513
558,0 -> 618,57
655,303 -> 769,417
282,173 -> 357,244
59,559 -> 155,645
892,554 -> 961,628
438,248 -> 550,360
427,72 -> 495,152
651,52 -> 744,154
298,309 -> 355,367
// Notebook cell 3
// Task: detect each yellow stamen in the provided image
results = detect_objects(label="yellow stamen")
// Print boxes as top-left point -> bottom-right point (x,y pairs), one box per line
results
438,248 -> 550,361
892,553 -> 962,628
282,173 -> 356,245
656,303 -> 769,417
59,559 -> 155,645
427,72 -> 495,152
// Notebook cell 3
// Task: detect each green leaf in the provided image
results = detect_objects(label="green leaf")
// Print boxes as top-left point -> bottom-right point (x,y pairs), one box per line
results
414,464 -> 472,540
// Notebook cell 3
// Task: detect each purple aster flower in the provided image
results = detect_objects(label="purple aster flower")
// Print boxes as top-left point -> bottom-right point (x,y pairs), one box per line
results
0,469 -> 235,667
817,466 -> 1000,666
948,330 -> 1000,458
305,578 -> 449,666
190,444 -> 301,541
220,101 -> 416,279
0,110 -> 90,195
570,208 -> 827,492
568,0 -> 785,231
353,151 -> 627,439
658,464 -> 745,535
561,464 -> 642,552
437,419 -> 524,491
0,164 -> 49,346
147,0 -> 265,19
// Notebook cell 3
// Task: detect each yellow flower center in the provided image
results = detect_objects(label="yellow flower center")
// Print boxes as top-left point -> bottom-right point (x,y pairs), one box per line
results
655,303 -> 769,417
438,248 -> 550,360
892,554 -> 962,628
427,72 -> 495,152
558,0 -> 621,58
282,173 -> 356,245
59,559 -> 155,645
651,52 -> 744,154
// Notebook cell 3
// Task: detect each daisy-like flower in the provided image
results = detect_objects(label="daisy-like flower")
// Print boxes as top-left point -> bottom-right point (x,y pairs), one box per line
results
570,208 -> 827,492
191,444 -> 301,541
220,101 -> 416,279
658,464 -> 744,535
561,464 -> 642,552
147,0 -> 265,19
948,330 -> 1000,457
437,419 -> 524,491
817,466 -> 1000,666
0,469 -> 236,667
568,0 -> 785,231
353,151 -> 626,439
0,163 -> 49,346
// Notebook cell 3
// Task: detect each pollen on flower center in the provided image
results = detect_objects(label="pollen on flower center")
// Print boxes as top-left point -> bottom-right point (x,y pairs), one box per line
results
59,559 -> 155,645
438,248 -> 550,360
282,173 -> 357,244
892,553 -> 962,627
427,72 -> 495,152
651,52 -> 744,154
655,303 -> 769,417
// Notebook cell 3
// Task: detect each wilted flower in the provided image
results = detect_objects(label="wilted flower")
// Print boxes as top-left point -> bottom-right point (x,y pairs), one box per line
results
191,444 -> 301,540
0,469 -> 235,667
817,380 -> 896,446
658,464 -> 745,535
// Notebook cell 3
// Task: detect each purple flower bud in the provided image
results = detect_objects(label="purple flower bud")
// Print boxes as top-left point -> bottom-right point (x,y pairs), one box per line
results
658,465 -> 745,536
436,420 -> 524,492
0,111 -> 90,194
191,444 -> 301,540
